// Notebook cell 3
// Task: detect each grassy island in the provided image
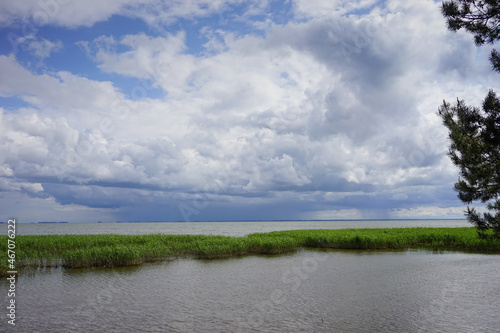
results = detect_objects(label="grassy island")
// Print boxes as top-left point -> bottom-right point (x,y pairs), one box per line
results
2,227 -> 500,275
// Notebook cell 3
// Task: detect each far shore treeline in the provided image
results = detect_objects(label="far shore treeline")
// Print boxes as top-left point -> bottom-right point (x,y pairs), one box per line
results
2,227 -> 500,276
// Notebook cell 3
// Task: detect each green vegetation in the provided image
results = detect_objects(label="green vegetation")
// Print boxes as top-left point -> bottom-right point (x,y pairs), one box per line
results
1,228 -> 500,275
439,1 -> 500,237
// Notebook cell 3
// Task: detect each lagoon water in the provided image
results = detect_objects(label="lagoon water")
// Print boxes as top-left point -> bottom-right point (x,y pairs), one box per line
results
2,219 -> 471,236
2,220 -> 499,332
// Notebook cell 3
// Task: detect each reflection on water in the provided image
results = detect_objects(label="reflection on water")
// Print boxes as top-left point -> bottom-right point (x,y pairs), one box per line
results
2,250 -> 499,332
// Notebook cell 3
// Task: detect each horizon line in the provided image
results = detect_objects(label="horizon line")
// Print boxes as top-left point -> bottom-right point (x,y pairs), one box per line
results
1,218 -> 468,224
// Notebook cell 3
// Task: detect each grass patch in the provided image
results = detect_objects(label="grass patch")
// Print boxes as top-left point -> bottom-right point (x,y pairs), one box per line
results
1,227 -> 499,275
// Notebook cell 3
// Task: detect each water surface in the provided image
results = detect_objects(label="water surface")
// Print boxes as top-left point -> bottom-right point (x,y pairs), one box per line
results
2,219 -> 470,236
3,250 -> 499,332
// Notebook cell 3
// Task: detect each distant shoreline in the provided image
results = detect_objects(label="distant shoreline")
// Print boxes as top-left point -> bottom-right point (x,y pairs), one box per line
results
1,218 -> 468,224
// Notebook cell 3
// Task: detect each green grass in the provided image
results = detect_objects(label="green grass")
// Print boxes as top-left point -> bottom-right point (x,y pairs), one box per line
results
1,227 -> 499,275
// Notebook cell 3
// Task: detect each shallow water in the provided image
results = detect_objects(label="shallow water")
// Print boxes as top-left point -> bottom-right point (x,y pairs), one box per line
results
2,250 -> 499,332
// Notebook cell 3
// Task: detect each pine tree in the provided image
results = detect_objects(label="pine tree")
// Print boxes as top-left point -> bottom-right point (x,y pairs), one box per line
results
438,92 -> 500,237
439,1 -> 500,237
441,0 -> 500,72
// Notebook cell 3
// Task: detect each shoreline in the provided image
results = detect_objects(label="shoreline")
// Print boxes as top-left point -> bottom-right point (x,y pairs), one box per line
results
2,227 -> 499,275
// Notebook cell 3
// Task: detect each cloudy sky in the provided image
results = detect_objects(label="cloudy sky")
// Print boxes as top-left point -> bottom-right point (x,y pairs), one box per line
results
0,0 -> 496,222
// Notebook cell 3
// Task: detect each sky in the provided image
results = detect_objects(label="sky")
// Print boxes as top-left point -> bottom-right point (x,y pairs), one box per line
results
0,0 -> 497,222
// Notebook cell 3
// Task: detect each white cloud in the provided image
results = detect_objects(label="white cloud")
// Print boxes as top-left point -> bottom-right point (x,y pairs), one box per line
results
391,206 -> 467,219
0,0 -> 497,221
0,0 -> 150,28
30,37 -> 62,58
0,0 -> 272,30
13,35 -> 63,59
0,191 -> 117,222
292,0 -> 379,18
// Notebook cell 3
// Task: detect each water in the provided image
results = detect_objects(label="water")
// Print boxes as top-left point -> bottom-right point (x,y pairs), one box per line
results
2,220 -> 498,332
2,250 -> 499,332
2,219 -> 470,236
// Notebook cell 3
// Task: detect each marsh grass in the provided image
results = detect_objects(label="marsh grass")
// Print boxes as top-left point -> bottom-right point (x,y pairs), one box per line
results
1,227 -> 499,275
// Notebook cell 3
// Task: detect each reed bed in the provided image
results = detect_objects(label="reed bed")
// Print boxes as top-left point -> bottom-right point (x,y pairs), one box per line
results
1,227 -> 499,275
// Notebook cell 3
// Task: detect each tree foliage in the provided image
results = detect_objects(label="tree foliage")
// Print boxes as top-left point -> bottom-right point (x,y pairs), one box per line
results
442,0 -> 500,72
438,92 -> 500,237
439,1 -> 500,237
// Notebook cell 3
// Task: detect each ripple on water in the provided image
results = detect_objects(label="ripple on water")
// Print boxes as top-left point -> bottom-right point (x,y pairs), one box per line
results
2,250 -> 499,332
